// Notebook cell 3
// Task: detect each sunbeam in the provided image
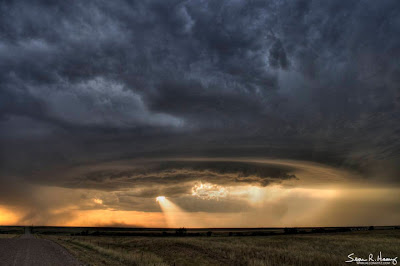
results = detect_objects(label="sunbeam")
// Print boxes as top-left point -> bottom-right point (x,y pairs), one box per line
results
156,196 -> 203,228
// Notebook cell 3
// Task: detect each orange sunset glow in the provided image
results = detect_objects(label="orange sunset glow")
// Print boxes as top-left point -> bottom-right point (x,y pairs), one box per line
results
0,158 -> 398,228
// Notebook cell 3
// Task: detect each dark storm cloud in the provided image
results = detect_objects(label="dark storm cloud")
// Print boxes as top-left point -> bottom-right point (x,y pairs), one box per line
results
0,159 -> 299,219
63,160 -> 297,191
0,0 -> 400,182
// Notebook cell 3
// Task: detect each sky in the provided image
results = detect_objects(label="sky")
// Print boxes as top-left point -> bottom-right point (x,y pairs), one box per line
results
0,0 -> 399,227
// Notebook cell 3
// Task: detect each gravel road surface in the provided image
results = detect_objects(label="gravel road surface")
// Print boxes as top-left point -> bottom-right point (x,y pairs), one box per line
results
0,231 -> 82,266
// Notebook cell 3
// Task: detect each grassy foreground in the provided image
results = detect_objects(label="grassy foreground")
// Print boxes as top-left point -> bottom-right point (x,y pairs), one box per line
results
0,234 -> 18,239
42,229 -> 400,266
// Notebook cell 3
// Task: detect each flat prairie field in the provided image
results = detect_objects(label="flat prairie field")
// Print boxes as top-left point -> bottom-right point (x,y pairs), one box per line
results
42,229 -> 400,266
0,234 -> 18,239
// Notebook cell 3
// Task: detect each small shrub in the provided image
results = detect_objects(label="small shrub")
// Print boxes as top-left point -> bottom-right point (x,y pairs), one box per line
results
311,228 -> 325,233
284,228 -> 298,234
175,227 -> 187,236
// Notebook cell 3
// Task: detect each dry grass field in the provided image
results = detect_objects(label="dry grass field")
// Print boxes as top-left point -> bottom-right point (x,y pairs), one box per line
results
41,229 -> 400,266
0,234 -> 18,239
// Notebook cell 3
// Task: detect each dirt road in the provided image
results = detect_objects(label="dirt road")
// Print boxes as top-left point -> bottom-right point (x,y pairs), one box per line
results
0,230 -> 81,266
